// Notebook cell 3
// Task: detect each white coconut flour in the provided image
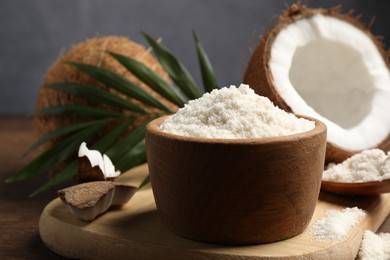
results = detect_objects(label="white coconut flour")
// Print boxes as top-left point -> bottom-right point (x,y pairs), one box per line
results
311,207 -> 366,241
160,84 -> 315,138
358,231 -> 390,260
323,149 -> 390,182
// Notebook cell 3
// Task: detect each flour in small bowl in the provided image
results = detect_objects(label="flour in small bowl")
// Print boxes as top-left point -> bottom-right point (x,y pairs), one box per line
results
160,84 -> 315,138
323,149 -> 390,182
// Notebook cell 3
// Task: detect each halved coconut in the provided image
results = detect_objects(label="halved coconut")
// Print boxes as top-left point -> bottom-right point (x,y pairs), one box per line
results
244,4 -> 390,163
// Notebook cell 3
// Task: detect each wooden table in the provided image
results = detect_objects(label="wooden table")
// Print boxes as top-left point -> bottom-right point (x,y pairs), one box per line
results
0,117 -> 66,259
1,117 -> 390,259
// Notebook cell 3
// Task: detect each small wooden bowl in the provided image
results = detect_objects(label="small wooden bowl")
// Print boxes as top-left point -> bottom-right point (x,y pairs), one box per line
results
145,115 -> 327,245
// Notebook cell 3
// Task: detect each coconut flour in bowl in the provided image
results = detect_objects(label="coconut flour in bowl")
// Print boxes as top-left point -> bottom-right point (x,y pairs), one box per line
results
160,84 -> 315,138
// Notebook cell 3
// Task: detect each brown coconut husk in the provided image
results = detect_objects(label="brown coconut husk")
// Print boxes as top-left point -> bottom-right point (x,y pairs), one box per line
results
244,4 -> 390,163
34,36 -> 177,146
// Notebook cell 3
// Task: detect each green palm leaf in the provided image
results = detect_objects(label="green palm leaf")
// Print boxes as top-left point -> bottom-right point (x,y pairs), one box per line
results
24,119 -> 111,156
108,52 -> 185,107
29,161 -> 78,198
36,105 -> 127,117
47,83 -> 148,114
138,175 -> 150,189
92,117 -> 136,152
6,31 -> 218,195
67,62 -> 172,113
193,31 -> 218,92
6,120 -> 108,183
107,115 -> 158,163
141,32 -> 201,100
115,139 -> 147,172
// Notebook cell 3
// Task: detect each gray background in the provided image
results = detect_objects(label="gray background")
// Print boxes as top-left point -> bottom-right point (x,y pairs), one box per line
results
1,0 -> 389,115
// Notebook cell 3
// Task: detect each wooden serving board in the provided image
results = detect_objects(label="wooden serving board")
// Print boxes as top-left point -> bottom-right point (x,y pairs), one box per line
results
39,164 -> 390,260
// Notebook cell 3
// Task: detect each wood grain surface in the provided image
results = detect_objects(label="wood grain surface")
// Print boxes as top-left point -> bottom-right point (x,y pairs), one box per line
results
40,163 -> 390,260
2,117 -> 390,259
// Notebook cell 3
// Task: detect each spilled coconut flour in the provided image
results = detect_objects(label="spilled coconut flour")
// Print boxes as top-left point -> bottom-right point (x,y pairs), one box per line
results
358,230 -> 390,260
323,149 -> 390,182
311,207 -> 366,241
160,84 -> 315,138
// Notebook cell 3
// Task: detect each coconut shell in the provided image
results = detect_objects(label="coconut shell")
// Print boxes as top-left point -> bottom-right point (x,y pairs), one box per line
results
244,4 -> 390,163
34,36 -> 177,146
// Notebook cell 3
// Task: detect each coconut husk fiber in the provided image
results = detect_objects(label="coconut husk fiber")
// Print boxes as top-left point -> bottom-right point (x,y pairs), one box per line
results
34,36 -> 177,146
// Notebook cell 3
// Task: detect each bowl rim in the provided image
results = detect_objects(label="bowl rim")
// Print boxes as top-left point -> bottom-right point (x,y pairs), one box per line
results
146,115 -> 327,145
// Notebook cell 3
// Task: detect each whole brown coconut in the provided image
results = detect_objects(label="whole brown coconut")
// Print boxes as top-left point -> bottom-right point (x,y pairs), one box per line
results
34,36 -> 177,142
244,4 -> 390,163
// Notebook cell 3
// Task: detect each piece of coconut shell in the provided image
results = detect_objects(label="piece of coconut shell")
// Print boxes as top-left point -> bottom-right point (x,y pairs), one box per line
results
111,182 -> 137,207
244,4 -> 390,163
58,181 -> 116,221
34,36 -> 177,147
58,181 -> 137,221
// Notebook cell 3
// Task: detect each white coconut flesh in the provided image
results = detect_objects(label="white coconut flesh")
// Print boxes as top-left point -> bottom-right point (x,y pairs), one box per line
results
269,14 -> 390,151
78,142 -> 120,178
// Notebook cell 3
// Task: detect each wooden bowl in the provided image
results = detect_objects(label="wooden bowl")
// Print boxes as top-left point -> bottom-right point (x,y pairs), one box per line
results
321,179 -> 390,196
145,115 -> 327,245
